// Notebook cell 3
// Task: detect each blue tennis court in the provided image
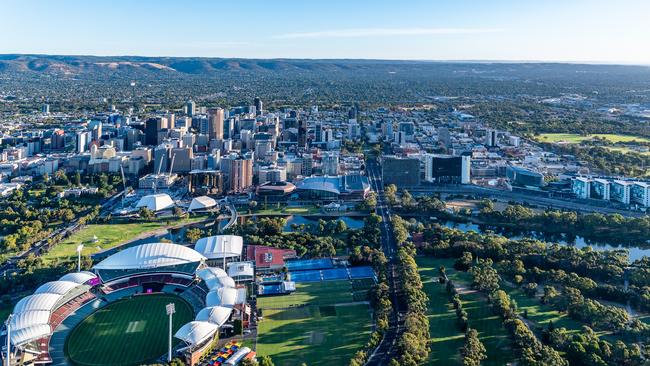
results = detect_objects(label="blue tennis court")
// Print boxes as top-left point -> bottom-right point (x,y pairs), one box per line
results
290,270 -> 322,282
286,258 -> 333,271
349,266 -> 375,279
321,268 -> 349,281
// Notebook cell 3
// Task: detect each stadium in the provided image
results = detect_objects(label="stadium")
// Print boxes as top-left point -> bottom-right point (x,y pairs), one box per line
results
4,242 -> 255,366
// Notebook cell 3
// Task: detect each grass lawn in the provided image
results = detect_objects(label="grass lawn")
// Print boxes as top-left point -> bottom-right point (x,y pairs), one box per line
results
536,133 -> 650,144
256,304 -> 372,366
65,294 -> 193,366
417,257 -> 514,366
256,280 -> 371,366
501,283 -> 584,333
257,280 -> 354,309
43,216 -> 207,264
250,205 -> 320,216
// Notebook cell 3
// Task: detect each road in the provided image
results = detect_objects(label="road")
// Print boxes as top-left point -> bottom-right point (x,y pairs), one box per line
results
0,191 -> 123,274
406,184 -> 646,217
364,158 -> 406,366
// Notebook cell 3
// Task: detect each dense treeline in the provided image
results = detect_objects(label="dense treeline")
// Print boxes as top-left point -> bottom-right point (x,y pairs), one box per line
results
479,203 -> 650,243
417,222 -> 650,365
389,215 -> 430,366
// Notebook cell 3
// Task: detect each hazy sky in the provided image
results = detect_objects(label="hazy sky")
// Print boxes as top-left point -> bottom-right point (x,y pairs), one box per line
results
2,0 -> 649,64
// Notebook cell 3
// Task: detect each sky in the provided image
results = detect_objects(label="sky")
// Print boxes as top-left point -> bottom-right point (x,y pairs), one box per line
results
1,0 -> 649,64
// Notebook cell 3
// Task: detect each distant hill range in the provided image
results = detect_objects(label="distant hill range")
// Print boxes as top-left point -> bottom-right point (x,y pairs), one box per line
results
1,54 -> 649,78
0,54 -> 446,76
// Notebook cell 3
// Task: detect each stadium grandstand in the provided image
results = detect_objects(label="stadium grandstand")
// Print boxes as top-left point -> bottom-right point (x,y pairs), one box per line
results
3,242 -> 253,366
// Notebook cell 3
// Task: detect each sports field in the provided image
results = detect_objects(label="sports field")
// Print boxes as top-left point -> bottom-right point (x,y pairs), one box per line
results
65,294 -> 193,366
417,257 -> 514,366
536,133 -> 650,144
256,279 -> 373,366
45,216 -> 207,264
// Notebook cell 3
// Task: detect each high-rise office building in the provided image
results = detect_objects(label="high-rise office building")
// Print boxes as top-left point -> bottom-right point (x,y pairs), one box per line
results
424,154 -> 471,184
382,155 -> 420,187
485,129 -> 498,147
186,100 -> 196,117
254,97 -> 263,116
207,108 -> 224,141
145,118 -> 163,146
220,153 -> 254,193
298,119 -> 307,148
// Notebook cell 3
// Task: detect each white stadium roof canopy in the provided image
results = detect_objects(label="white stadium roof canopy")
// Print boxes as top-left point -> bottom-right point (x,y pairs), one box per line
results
204,276 -> 236,291
136,193 -> 174,212
13,294 -> 62,314
35,281 -> 80,295
10,311 -> 51,331
174,321 -> 219,346
188,196 -> 218,212
194,235 -> 243,260
59,271 -> 96,284
195,306 -> 232,326
11,324 -> 51,346
197,267 -> 228,281
206,287 -> 238,308
93,243 -> 206,270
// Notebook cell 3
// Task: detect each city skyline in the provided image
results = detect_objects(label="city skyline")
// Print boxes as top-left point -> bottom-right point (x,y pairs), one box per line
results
2,0 -> 650,65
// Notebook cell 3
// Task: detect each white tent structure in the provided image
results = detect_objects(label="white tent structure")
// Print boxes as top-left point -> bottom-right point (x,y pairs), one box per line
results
174,321 -> 219,347
194,235 -> 243,260
195,306 -> 232,326
188,196 -> 218,212
136,193 -> 174,212
93,243 -> 206,271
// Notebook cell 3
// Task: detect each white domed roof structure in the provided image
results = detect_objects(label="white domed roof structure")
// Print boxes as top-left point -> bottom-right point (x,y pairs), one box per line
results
136,193 -> 174,212
188,196 -> 218,212
93,243 -> 205,270
10,311 -> 51,330
194,235 -> 243,260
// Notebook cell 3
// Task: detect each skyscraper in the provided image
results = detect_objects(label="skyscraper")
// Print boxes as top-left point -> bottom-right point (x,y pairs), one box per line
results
145,118 -> 163,146
207,108 -> 224,141
298,119 -> 307,148
220,153 -> 253,193
186,100 -> 196,117
254,97 -> 263,116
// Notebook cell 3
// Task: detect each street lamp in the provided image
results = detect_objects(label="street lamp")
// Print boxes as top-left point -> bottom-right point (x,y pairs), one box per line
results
166,303 -> 176,362
76,245 -> 84,272
5,314 -> 13,366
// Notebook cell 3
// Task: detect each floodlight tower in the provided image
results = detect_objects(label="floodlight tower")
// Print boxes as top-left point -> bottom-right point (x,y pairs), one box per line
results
166,303 -> 176,362
76,244 -> 84,272
5,314 -> 13,366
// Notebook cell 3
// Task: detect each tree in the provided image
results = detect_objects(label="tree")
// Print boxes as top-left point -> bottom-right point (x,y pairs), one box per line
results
139,207 -> 156,221
259,356 -> 275,366
461,328 -> 487,366
185,228 -> 202,243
